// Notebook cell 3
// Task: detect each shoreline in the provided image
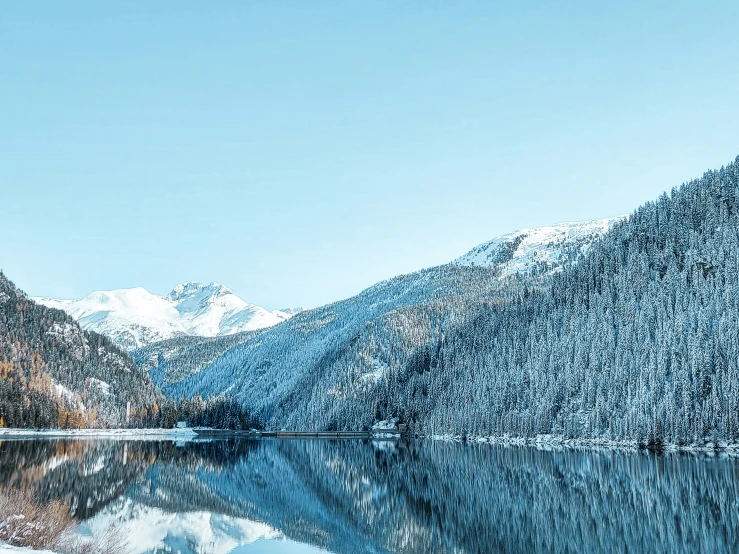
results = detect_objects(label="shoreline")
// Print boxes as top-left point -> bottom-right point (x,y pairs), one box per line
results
2,428 -> 738,455
0,428 -> 198,440
425,433 -> 739,455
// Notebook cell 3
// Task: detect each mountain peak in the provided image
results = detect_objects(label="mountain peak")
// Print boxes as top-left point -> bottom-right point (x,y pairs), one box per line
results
167,281 -> 233,302
35,282 -> 297,350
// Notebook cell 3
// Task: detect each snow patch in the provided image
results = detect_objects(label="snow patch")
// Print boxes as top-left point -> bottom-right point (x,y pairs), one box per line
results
46,323 -> 89,360
372,418 -> 399,431
0,428 -> 197,440
0,544 -> 55,554
86,378 -> 111,396
360,360 -> 387,382
453,217 -> 625,276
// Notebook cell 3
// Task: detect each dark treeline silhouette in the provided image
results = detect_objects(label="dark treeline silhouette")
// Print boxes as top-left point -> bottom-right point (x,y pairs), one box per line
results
128,394 -> 262,430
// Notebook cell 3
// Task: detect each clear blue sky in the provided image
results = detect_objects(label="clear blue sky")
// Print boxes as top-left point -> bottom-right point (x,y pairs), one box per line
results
2,1 -> 739,309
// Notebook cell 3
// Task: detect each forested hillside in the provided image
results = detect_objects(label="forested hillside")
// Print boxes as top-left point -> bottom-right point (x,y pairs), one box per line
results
147,220 -> 614,433
416,158 -> 739,445
155,157 -> 739,445
154,264 -> 523,420
0,273 -> 162,428
141,218 -> 615,407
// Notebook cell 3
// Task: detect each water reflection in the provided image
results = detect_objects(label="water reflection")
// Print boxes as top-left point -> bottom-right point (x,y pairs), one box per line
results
1,438 -> 738,554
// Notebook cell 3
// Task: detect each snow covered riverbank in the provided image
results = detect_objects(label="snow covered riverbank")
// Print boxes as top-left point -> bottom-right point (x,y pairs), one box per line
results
0,544 -> 54,554
426,433 -> 739,454
0,428 -> 197,440
5,427 -> 738,456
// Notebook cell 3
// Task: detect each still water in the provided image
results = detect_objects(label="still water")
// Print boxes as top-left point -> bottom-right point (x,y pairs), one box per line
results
1,437 -> 738,554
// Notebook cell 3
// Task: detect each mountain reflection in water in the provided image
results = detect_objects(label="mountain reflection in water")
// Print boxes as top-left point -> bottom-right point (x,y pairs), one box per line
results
1,437 -> 738,554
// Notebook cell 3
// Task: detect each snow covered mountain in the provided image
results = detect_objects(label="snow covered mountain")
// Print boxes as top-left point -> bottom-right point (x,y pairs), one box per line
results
147,217 -> 626,430
35,282 -> 295,350
453,217 -> 625,275
34,220 -> 614,353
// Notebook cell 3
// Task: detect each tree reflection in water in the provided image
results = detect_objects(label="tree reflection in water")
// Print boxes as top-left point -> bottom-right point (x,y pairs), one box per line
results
1,438 -> 738,554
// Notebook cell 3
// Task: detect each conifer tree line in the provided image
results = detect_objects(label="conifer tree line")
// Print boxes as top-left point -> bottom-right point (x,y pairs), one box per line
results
0,272 -> 263,429
0,274 -> 158,427
128,394 -> 260,430
346,156 -> 739,444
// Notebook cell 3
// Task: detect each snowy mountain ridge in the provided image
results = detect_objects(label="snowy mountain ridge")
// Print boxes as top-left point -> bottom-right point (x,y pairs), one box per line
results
35,282 -> 297,351
34,218 -> 619,353
453,217 -> 626,275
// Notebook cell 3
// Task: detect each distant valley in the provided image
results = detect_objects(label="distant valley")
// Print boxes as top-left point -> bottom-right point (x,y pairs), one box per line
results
136,216 -> 621,430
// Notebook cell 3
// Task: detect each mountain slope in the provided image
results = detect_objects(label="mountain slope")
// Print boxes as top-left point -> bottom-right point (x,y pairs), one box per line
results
223,156 -> 739,445
36,282 -> 294,350
146,217 -> 618,430
410,157 -> 739,444
148,156 -> 739,444
0,272 -> 161,428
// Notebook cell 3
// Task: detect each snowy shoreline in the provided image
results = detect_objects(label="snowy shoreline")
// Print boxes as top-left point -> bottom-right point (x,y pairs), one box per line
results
3,428 -> 738,455
0,544 -> 55,554
425,433 -> 739,454
0,428 -> 197,440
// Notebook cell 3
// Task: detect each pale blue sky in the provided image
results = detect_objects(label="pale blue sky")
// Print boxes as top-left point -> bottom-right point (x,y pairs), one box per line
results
2,1 -> 739,309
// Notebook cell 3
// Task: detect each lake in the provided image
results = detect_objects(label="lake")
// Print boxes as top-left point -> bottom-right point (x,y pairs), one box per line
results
1,437 -> 738,553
